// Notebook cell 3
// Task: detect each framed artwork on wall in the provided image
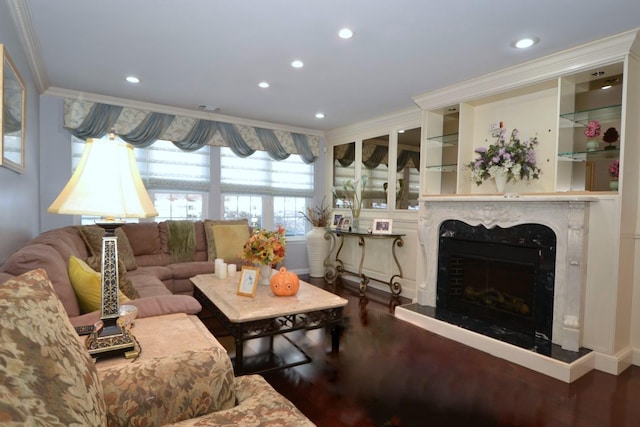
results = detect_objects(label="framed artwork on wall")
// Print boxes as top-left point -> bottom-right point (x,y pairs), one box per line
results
0,44 -> 26,173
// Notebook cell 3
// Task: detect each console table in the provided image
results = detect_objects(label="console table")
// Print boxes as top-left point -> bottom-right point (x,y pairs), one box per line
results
324,229 -> 405,296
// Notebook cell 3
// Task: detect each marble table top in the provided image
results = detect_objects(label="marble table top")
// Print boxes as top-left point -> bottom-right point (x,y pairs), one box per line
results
191,272 -> 348,323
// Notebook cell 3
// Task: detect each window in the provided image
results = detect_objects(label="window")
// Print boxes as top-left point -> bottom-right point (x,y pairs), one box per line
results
220,147 -> 314,236
72,137 -> 210,222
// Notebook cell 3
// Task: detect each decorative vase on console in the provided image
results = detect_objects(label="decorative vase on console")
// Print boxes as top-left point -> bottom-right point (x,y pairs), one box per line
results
332,176 -> 367,232
299,198 -> 331,278
241,226 -> 286,285
584,120 -> 601,152
492,172 -> 508,193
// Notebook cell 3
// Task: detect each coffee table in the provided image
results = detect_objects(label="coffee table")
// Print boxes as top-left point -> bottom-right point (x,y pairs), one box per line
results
191,272 -> 348,375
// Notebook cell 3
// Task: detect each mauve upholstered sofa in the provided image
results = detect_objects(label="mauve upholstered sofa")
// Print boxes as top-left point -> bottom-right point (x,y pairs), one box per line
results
0,220 -> 246,327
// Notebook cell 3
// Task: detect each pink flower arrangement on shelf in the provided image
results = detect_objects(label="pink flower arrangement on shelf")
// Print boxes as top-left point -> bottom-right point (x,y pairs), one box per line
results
584,120 -> 601,139
608,159 -> 619,178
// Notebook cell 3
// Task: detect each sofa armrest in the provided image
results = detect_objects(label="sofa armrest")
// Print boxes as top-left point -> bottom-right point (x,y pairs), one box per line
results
165,375 -> 315,426
98,349 -> 236,427
69,295 -> 202,327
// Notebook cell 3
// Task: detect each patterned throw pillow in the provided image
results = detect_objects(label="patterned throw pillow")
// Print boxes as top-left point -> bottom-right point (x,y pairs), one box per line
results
0,268 -> 106,425
78,225 -> 137,271
68,255 -> 129,313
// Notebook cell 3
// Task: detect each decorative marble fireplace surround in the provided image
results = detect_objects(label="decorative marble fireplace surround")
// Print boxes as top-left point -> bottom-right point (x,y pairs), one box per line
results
396,194 -> 598,382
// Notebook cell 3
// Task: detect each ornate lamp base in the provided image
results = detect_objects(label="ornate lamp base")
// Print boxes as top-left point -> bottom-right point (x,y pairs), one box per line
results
85,318 -> 139,359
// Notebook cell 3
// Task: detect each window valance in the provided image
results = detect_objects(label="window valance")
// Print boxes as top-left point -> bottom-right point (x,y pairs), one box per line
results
63,99 -> 321,163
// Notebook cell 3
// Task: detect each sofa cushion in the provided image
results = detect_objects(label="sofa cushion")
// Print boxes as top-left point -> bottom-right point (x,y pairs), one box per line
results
86,255 -> 139,300
1,243 -> 81,317
212,223 -> 250,263
0,269 -> 106,425
68,256 -> 130,313
99,349 -> 235,426
204,219 -> 249,262
78,225 -> 137,271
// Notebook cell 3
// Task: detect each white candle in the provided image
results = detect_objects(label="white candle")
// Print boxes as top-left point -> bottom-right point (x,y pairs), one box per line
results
227,263 -> 237,277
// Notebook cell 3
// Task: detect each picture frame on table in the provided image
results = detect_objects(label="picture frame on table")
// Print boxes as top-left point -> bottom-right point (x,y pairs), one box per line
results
340,216 -> 352,231
372,218 -> 393,234
237,266 -> 259,297
330,213 -> 343,230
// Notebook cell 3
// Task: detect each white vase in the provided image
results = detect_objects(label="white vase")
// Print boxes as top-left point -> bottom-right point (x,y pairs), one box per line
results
493,173 -> 508,193
586,140 -> 598,151
609,179 -> 619,191
258,264 -> 272,286
306,227 -> 330,277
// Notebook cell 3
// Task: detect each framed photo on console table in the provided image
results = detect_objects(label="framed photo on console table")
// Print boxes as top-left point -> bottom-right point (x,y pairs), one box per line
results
329,213 -> 343,230
372,219 -> 393,234
339,216 -> 352,231
237,266 -> 259,297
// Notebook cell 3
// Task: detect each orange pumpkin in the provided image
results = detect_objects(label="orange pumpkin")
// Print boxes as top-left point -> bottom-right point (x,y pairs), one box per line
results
270,267 -> 300,296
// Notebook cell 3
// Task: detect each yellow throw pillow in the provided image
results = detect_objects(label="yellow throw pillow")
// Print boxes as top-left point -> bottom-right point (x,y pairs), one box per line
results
204,219 -> 249,261
68,256 -> 129,314
211,224 -> 250,262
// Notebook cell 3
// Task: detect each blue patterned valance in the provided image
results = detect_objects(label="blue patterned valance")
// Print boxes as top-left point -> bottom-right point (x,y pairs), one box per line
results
63,99 -> 321,163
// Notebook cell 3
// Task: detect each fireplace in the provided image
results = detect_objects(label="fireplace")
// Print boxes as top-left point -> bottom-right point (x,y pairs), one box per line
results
436,220 -> 556,347
395,196 -> 596,381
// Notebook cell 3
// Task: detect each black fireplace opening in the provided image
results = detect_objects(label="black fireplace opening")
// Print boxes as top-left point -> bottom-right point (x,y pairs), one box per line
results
436,220 -> 556,351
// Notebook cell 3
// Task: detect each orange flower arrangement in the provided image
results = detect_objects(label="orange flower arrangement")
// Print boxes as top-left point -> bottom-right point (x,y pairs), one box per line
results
242,226 -> 286,266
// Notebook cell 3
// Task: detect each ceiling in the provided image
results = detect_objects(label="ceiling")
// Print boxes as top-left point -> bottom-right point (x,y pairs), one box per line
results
10,1 -> 640,132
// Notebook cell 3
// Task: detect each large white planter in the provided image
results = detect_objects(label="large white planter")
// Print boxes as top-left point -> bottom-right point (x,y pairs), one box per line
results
306,227 -> 330,277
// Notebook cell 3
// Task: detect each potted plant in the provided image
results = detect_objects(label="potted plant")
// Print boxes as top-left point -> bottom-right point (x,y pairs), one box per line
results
299,198 -> 331,277
608,159 -> 620,191
584,120 -> 601,151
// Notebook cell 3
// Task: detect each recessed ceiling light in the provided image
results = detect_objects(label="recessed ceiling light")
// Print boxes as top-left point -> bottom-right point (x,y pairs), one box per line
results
291,60 -> 304,69
592,71 -> 605,77
512,37 -> 539,49
125,76 -> 140,83
338,28 -> 354,39
315,113 -> 325,119
258,81 -> 270,88
398,129 -> 405,133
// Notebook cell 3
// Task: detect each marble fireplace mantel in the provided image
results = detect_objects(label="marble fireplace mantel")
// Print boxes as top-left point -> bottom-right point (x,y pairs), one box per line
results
415,194 -> 599,353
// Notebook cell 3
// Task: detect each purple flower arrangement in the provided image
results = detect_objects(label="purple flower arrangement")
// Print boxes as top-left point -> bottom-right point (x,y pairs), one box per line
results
584,120 -> 601,139
467,128 -> 542,186
608,159 -> 619,178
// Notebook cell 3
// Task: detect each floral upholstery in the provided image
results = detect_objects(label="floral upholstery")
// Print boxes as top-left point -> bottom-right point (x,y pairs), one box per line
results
167,376 -> 315,427
99,350 -> 236,426
0,269 -> 315,426
0,269 -> 106,426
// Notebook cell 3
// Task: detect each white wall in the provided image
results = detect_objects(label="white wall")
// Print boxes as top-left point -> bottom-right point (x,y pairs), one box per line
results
0,3 -> 40,264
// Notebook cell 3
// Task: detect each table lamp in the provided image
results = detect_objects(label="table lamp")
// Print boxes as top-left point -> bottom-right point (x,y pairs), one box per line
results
48,132 -> 158,358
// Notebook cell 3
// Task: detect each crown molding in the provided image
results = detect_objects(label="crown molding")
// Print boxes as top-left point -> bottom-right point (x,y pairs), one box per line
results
6,0 -> 48,93
413,28 -> 640,111
45,86 -> 326,138
325,106 -> 421,144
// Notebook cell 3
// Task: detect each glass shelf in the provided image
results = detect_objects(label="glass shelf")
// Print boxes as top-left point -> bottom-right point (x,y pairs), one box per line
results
558,147 -> 619,161
559,105 -> 622,126
425,164 -> 457,172
426,133 -> 458,147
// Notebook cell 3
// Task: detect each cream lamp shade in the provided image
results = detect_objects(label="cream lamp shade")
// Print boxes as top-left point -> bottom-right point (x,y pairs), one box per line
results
48,137 -> 158,219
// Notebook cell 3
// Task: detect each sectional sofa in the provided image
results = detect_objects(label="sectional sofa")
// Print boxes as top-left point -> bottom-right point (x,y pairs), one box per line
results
0,220 -> 316,426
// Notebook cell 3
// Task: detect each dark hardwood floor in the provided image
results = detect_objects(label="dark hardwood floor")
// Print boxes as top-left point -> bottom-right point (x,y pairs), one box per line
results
254,276 -> 640,427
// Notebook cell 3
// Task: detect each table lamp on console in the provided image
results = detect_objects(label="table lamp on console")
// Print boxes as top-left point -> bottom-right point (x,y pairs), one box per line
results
48,131 -> 158,359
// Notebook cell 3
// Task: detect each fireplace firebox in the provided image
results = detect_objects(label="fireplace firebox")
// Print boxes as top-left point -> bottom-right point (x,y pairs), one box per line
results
437,220 -> 556,346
